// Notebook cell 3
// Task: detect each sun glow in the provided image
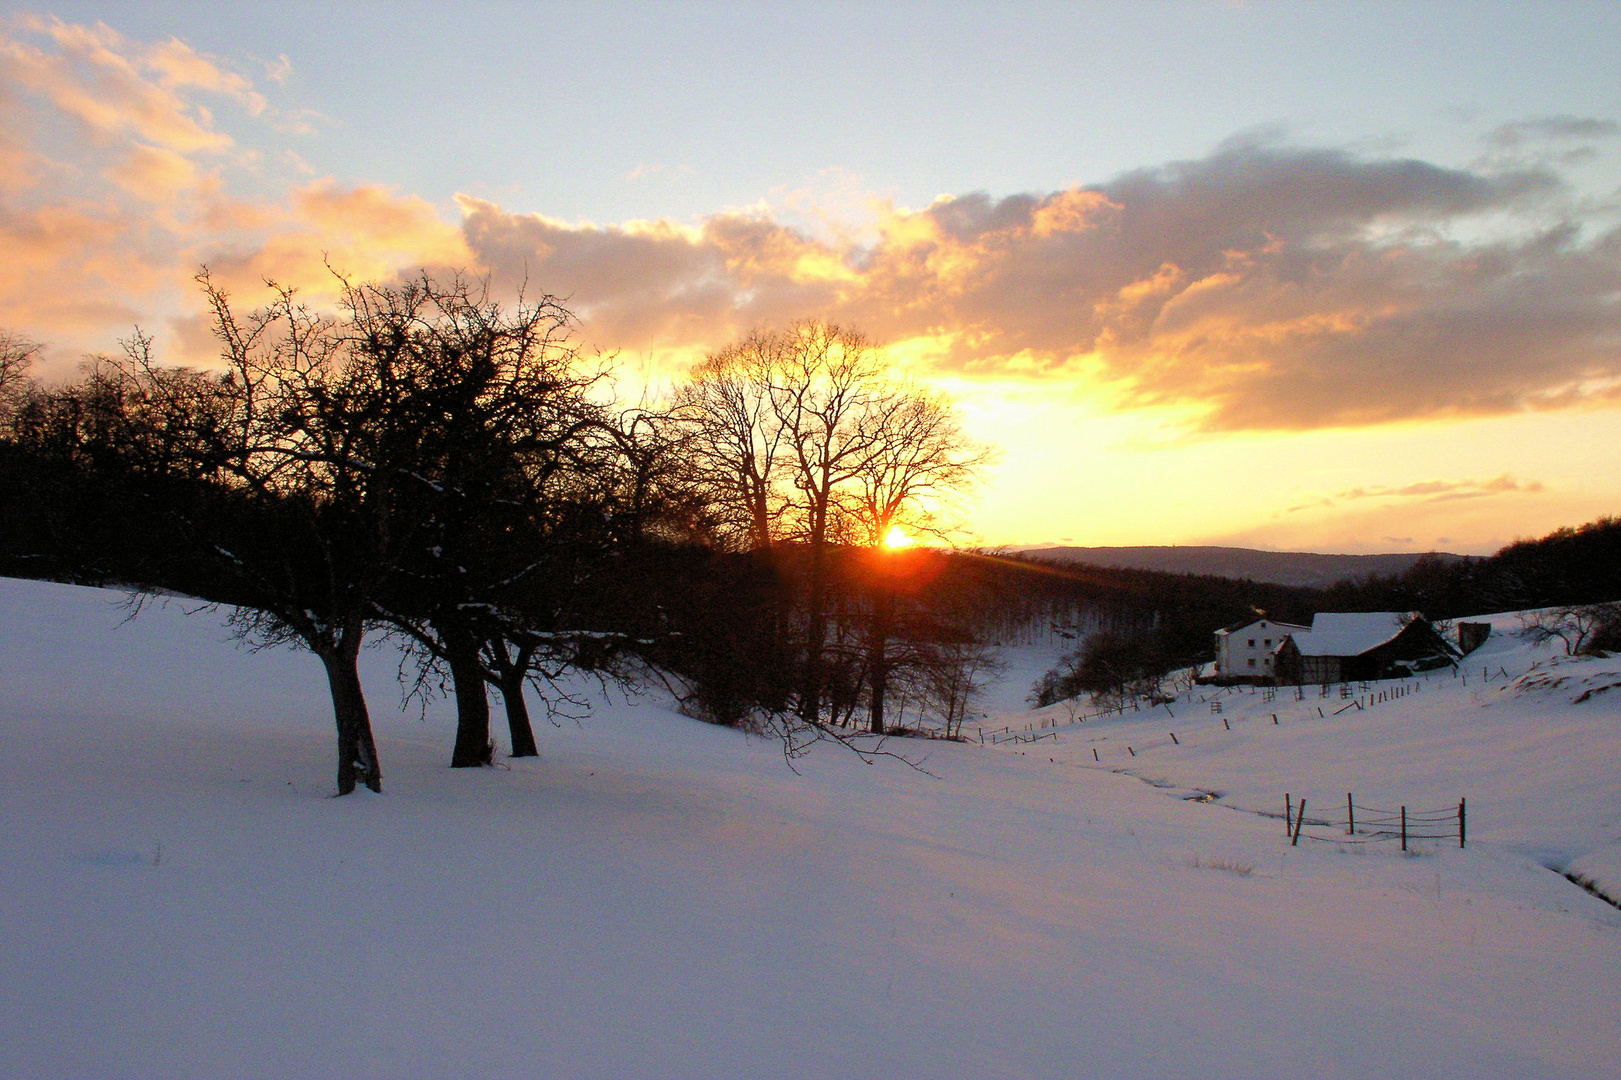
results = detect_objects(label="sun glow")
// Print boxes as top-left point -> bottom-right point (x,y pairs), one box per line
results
881,525 -> 916,549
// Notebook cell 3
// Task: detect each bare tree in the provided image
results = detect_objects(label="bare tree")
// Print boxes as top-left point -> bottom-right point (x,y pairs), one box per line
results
55,280 -> 393,795
845,390 -> 988,733
768,324 -> 894,721
898,635 -> 1002,738
0,330 -> 40,432
843,389 -> 986,547
1516,602 -> 1621,656
675,321 -> 988,728
674,332 -> 790,552
333,272 -> 611,767
185,272 -> 397,794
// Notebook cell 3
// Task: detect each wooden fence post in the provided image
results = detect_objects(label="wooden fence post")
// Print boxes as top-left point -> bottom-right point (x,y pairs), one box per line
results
1170,732 -> 1179,745
1223,718 -> 1230,730
1285,793 -> 1292,834
1292,799 -> 1306,846
1092,748 -> 1099,762
1347,793 -> 1354,835
1401,806 -> 1407,852
1459,798 -> 1467,849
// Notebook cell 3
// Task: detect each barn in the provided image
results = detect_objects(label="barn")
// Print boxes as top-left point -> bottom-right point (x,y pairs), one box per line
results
1274,612 -> 1458,685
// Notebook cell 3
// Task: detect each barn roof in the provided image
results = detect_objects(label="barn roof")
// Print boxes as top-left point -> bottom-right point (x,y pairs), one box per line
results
1293,612 -> 1423,657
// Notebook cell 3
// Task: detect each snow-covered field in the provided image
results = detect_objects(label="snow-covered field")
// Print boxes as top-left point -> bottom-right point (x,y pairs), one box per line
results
2,577 -> 1618,1079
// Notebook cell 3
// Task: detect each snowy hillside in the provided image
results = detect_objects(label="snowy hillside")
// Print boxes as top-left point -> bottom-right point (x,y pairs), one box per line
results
978,613 -> 1621,879
2,577 -> 1618,1079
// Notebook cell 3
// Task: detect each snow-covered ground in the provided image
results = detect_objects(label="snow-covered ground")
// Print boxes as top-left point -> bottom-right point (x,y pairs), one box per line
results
2,577 -> 1618,1079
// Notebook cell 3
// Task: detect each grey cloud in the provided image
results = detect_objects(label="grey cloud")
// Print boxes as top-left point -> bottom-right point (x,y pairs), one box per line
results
457,140 -> 1621,432
458,197 -> 841,354
884,144 -> 1561,363
1488,115 -> 1621,148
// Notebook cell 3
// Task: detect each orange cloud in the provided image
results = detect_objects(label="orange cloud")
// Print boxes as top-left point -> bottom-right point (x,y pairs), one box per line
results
1288,474 -> 1546,514
142,36 -> 265,113
106,142 -> 200,201
4,17 -> 234,153
0,19 -> 476,374
196,179 -> 474,303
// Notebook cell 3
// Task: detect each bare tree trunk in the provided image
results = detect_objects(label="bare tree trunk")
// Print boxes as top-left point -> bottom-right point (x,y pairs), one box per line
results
868,582 -> 893,735
799,523 -> 830,723
749,492 -> 773,552
500,668 -> 539,757
320,639 -> 381,795
445,629 -> 493,768
868,656 -> 887,734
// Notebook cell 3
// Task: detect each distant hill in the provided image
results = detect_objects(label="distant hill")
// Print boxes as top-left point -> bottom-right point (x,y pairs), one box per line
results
1017,545 -> 1470,589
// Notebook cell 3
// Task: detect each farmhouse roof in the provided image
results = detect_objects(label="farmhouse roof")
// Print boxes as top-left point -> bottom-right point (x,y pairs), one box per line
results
1215,617 -> 1311,637
1293,612 -> 1422,658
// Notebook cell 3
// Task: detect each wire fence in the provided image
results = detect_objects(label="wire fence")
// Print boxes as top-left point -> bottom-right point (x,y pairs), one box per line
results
1283,792 -> 1467,850
974,663 -> 1513,758
977,695 -> 1165,743
978,678 -> 1428,749
976,660 -> 1526,747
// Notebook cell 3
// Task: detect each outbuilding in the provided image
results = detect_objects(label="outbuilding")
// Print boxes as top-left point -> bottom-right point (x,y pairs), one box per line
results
1274,612 -> 1457,685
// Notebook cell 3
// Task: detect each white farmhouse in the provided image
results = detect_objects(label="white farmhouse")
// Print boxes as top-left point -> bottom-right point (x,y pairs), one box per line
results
1212,616 -> 1310,682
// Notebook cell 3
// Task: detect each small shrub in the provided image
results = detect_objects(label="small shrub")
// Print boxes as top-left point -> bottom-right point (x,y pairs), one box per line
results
1188,854 -> 1254,877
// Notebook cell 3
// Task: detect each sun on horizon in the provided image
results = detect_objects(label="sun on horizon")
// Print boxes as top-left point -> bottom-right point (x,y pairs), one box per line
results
881,525 -> 916,550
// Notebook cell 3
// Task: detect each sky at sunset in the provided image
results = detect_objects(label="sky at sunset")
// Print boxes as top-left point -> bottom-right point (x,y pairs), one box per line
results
2,1 -> 1619,554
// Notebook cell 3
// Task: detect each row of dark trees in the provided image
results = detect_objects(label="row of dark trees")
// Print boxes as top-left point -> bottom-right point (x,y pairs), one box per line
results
6,290 -> 1381,759
0,274 -> 1012,792
1319,520 -> 1621,618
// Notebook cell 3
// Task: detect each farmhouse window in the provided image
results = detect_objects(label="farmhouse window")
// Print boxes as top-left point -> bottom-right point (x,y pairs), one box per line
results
1248,639 -> 1256,647
1247,658 -> 1256,667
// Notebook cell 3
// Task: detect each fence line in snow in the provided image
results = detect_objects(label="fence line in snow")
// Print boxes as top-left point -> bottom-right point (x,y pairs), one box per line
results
1285,792 -> 1467,850
979,674 -> 1437,749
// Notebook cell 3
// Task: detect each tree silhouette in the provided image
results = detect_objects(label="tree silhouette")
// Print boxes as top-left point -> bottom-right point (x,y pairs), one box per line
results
675,322 -> 986,728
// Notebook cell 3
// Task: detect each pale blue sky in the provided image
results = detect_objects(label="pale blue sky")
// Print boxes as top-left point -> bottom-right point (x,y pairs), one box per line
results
20,1 -> 1621,223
